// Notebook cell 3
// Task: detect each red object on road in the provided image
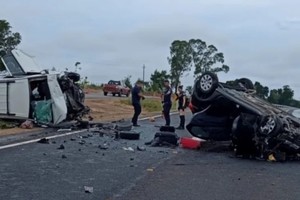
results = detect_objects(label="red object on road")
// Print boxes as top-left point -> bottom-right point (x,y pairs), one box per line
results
180,137 -> 202,149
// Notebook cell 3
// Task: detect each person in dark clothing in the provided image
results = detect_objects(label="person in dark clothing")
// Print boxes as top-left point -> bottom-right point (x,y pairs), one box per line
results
161,80 -> 172,126
131,80 -> 145,127
175,85 -> 186,129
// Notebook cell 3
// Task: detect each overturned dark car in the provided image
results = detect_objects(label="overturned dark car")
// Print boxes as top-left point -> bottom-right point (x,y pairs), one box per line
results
187,72 -> 300,161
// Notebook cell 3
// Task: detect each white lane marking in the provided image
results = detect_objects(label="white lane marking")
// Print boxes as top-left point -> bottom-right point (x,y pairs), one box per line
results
0,112 -> 179,150
0,130 -> 86,150
139,112 -> 178,121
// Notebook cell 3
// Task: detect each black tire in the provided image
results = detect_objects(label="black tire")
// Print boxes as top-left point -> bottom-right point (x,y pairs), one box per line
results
159,126 -> 175,133
258,115 -> 282,137
118,92 -> 121,97
116,123 -> 132,131
192,72 -> 219,102
238,78 -> 254,90
198,72 -> 219,94
126,93 -> 130,97
112,93 -> 116,96
119,131 -> 140,140
104,92 -> 108,96
154,132 -> 179,146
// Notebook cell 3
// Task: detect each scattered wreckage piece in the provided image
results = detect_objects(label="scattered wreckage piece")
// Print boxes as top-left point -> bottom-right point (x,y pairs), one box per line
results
146,126 -> 179,147
179,137 -> 203,149
187,72 -> 300,161
119,131 -> 140,140
0,49 -> 90,125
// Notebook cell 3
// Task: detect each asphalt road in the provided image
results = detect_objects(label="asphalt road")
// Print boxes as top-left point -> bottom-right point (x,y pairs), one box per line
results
0,114 -> 299,200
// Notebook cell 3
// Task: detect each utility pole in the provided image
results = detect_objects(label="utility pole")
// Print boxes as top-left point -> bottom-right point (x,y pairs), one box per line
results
142,64 -> 145,83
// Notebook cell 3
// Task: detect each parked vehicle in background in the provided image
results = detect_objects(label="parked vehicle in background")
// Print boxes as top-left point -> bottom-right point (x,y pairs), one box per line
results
103,80 -> 130,97
0,49 -> 89,125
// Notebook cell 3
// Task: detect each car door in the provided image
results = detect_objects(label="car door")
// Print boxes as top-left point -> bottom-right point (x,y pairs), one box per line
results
47,74 -> 67,124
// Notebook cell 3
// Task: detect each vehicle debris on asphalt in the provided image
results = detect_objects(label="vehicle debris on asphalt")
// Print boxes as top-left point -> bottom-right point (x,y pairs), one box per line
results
84,186 -> 94,193
20,120 -> 34,129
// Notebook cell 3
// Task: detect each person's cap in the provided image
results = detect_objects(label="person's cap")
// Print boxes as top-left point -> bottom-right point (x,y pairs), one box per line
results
164,79 -> 170,83
136,80 -> 144,84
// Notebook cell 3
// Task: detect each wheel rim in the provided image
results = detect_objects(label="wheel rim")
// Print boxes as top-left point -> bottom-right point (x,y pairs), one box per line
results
200,74 -> 213,92
260,117 -> 276,134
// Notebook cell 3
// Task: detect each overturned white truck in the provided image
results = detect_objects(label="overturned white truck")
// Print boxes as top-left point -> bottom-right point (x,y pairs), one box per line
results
0,49 -> 89,125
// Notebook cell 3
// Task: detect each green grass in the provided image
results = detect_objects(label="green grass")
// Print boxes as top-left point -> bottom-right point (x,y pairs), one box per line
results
0,120 -> 17,129
120,98 -> 177,112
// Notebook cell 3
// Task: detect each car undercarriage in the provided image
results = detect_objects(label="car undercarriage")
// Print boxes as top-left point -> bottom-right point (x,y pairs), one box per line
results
187,72 -> 300,161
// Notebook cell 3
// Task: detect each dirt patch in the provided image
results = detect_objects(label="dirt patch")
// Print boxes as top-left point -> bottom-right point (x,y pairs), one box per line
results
0,128 -> 42,137
85,98 -> 162,122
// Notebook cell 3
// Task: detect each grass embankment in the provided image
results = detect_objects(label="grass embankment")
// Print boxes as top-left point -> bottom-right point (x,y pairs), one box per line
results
0,120 -> 17,129
120,98 -> 177,112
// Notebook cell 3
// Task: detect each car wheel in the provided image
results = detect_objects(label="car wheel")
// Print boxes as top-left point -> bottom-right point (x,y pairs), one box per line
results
258,116 -> 282,136
238,78 -> 254,90
193,72 -> 219,102
104,92 -> 108,96
198,72 -> 219,94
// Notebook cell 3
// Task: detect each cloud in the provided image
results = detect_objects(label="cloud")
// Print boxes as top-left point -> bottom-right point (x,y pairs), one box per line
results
2,0 -> 300,97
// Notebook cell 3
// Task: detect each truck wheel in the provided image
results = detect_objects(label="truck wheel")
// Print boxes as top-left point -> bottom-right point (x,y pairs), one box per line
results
104,92 -> 108,96
112,93 -> 116,96
126,93 -> 130,97
118,92 -> 121,97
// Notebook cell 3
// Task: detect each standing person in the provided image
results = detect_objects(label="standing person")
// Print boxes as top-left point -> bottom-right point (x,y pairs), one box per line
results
161,80 -> 172,126
175,85 -> 186,129
131,80 -> 145,127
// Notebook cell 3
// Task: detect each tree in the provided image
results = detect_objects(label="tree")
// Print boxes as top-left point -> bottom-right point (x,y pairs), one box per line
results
150,70 -> 170,92
168,40 -> 192,92
267,85 -> 294,106
123,75 -> 132,89
189,39 -> 229,76
0,20 -> 21,52
254,81 -> 269,99
279,85 -> 294,105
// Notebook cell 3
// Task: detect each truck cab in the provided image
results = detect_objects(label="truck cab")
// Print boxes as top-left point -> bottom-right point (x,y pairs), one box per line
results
0,49 -> 67,124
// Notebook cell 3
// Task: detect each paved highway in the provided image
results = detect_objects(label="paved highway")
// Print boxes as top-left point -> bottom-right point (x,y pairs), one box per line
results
0,114 -> 299,200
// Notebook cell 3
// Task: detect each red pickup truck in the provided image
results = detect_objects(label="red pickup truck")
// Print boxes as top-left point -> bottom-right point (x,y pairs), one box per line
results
103,80 -> 131,97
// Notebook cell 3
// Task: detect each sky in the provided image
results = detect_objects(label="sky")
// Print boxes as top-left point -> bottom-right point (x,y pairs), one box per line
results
2,0 -> 300,97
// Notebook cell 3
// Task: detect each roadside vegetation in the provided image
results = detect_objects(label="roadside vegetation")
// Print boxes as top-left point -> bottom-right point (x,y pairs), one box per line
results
119,98 -> 177,112
0,120 -> 17,129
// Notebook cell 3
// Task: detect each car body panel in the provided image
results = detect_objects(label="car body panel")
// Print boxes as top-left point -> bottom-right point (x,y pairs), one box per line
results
47,74 -> 67,124
1,49 -> 42,76
0,78 -> 30,118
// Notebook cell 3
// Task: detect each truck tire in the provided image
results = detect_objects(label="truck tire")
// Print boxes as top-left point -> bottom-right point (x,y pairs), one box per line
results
112,93 -> 116,96
118,92 -> 121,97
104,92 -> 108,96
126,92 -> 130,97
